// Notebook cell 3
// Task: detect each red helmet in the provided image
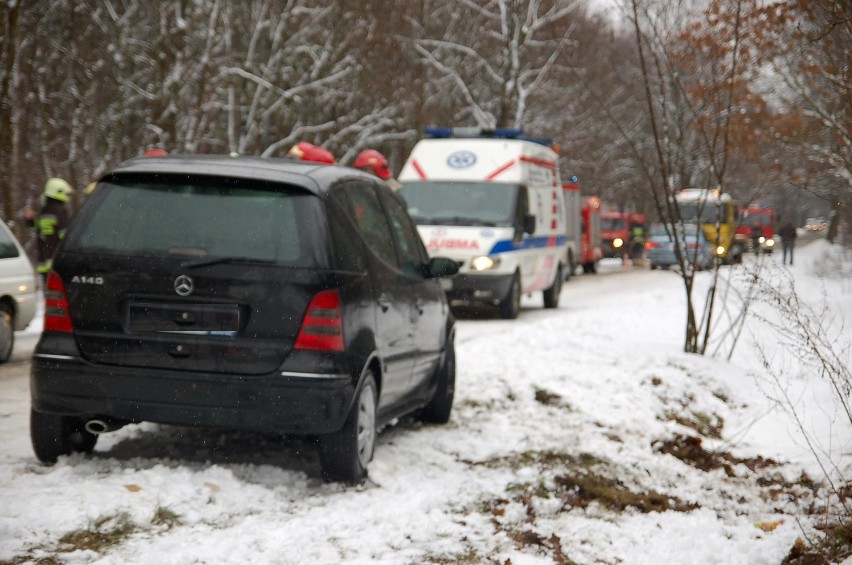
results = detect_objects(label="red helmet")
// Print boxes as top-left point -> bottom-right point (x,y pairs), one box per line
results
287,141 -> 336,164
143,148 -> 169,157
353,149 -> 391,180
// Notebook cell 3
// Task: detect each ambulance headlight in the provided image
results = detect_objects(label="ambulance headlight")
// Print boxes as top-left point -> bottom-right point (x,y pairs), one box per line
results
471,255 -> 501,271
765,238 -> 774,247
716,245 -> 726,256
613,238 -> 624,248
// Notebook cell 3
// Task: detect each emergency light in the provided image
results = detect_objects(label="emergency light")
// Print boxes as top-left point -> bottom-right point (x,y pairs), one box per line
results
424,127 -> 554,148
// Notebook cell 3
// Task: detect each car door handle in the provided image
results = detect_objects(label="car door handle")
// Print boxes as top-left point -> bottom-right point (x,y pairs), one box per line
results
377,294 -> 391,312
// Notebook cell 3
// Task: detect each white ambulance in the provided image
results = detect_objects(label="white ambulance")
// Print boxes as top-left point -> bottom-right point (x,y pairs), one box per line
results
398,128 -> 568,319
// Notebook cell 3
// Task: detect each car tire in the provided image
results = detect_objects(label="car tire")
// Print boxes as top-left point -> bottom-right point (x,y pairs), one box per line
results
0,303 -> 13,363
543,264 -> 562,309
499,273 -> 521,319
319,372 -> 377,483
419,339 -> 455,424
30,409 -> 98,465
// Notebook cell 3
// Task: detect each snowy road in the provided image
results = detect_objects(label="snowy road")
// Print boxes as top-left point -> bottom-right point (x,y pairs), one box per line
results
1,245 -> 849,564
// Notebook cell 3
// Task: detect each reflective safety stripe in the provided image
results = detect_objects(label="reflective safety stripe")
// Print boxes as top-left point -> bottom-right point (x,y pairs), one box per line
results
37,259 -> 53,274
489,234 -> 567,254
37,215 -> 58,236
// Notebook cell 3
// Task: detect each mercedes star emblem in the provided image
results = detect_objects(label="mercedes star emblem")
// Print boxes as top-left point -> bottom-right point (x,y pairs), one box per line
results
174,275 -> 194,296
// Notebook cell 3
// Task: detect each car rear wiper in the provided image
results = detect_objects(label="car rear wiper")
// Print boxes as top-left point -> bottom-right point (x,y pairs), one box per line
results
181,257 -> 278,269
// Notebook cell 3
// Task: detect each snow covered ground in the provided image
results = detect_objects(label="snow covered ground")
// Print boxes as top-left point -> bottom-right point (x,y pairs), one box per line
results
1,239 -> 849,564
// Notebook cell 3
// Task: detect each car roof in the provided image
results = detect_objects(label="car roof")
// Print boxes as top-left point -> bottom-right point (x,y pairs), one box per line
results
102,154 -> 378,196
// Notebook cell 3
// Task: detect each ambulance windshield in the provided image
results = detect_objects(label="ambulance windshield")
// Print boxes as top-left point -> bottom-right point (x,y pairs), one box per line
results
401,181 -> 520,227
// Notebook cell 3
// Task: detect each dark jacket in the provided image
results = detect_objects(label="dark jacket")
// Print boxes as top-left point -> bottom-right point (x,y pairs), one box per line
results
26,197 -> 70,273
778,223 -> 797,243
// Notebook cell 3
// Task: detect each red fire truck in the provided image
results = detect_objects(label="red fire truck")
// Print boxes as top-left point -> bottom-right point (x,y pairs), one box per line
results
580,196 -> 603,273
601,209 -> 646,259
737,206 -> 776,254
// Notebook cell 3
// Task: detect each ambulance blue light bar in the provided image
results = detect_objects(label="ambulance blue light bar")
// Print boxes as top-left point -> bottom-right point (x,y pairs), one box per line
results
424,127 -> 553,147
425,127 -> 524,139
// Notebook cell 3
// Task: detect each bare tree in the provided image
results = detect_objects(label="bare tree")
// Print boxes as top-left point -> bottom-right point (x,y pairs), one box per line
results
414,0 -> 580,128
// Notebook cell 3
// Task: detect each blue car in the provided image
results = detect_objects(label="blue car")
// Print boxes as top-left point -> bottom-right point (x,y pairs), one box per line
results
646,223 -> 714,271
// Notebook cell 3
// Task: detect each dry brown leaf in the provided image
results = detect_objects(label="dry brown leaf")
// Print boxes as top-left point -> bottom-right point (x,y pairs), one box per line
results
124,484 -> 142,492
204,482 -> 220,493
756,520 -> 784,532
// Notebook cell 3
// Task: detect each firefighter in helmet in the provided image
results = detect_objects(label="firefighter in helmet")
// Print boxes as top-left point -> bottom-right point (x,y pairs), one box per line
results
287,141 -> 336,164
25,178 -> 74,279
354,149 -> 401,190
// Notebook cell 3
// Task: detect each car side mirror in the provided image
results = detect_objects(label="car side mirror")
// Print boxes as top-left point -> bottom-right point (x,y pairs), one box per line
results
426,257 -> 460,279
524,214 -> 536,235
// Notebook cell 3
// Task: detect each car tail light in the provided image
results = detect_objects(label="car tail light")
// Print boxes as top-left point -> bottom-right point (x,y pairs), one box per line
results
294,289 -> 344,351
686,243 -> 700,250
645,241 -> 659,250
44,271 -> 73,333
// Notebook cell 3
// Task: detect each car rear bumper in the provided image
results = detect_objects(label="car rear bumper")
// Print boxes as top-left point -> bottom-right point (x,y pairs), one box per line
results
443,273 -> 515,306
31,352 -> 355,435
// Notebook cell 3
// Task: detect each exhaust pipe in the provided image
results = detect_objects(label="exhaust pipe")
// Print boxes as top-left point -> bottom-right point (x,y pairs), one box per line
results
84,418 -> 125,435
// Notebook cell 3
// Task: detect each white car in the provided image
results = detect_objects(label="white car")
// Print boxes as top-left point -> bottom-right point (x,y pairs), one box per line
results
0,220 -> 38,362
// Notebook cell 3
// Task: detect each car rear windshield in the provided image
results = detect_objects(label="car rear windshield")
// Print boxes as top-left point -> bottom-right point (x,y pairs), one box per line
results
64,175 -> 329,266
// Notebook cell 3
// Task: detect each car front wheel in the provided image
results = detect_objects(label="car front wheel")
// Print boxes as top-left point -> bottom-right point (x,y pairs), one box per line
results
319,372 -> 378,483
419,339 -> 455,424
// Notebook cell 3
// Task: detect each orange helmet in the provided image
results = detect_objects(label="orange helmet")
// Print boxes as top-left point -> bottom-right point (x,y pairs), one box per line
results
353,149 -> 391,180
143,148 -> 169,157
287,142 -> 336,164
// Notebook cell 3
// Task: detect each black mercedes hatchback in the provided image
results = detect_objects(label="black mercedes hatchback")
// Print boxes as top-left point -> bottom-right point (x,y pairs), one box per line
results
30,154 -> 459,482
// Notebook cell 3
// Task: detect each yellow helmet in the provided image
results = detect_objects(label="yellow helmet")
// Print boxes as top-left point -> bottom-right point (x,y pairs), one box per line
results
44,178 -> 74,202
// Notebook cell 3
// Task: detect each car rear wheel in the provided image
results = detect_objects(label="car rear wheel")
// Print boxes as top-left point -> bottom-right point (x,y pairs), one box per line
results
499,273 -> 521,319
543,264 -> 562,309
0,303 -> 14,363
419,340 -> 455,424
319,372 -> 377,483
31,410 -> 98,465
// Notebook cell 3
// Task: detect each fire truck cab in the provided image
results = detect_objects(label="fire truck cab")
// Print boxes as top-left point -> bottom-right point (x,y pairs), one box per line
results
601,209 -> 645,259
737,206 -> 776,254
399,128 -> 568,319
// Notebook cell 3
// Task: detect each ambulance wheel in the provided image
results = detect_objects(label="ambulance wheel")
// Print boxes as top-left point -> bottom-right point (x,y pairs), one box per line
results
0,303 -> 13,363
499,273 -> 521,319
543,264 -> 562,309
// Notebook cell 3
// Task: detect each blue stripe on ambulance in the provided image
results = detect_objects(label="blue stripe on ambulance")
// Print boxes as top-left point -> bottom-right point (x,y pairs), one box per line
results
489,234 -> 568,254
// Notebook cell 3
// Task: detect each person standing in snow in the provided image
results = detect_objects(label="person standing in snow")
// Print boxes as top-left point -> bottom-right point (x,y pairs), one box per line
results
24,178 -> 74,280
778,220 -> 797,265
